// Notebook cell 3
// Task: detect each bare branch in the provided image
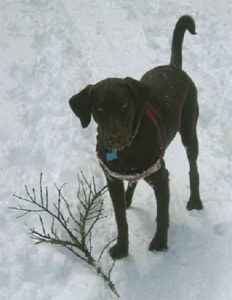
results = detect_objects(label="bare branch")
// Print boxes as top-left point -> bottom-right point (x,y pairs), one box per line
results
108,259 -> 116,280
9,206 -> 44,215
39,215 -> 46,236
25,185 -> 35,202
40,173 -> 44,206
45,186 -> 48,209
10,172 -> 119,297
98,238 -> 117,262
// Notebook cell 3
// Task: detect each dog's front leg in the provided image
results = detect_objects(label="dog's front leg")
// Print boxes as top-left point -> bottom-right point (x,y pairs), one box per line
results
144,161 -> 170,251
106,176 -> 129,259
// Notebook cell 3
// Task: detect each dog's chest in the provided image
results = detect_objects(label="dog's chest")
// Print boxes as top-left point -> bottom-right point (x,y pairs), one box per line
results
96,134 -> 159,175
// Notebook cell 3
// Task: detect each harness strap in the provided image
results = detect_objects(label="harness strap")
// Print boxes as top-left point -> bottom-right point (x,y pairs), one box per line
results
145,108 -> 165,158
98,157 -> 162,183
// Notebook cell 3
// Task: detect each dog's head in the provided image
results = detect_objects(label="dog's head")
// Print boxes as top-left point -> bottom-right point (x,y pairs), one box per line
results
69,77 -> 150,150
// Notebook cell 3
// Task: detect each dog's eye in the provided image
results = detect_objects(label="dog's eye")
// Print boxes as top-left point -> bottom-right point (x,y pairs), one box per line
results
122,103 -> 128,110
97,106 -> 104,113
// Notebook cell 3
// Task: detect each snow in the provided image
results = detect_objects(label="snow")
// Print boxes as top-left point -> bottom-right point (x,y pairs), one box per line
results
0,0 -> 232,299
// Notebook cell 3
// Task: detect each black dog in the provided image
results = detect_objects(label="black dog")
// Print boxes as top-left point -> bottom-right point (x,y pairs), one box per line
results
69,15 -> 203,259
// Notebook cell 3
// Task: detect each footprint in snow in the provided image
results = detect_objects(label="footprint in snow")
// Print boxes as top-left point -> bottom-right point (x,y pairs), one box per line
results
213,221 -> 232,236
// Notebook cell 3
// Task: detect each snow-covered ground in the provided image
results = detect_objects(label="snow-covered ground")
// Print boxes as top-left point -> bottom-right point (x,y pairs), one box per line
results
1,0 -> 232,299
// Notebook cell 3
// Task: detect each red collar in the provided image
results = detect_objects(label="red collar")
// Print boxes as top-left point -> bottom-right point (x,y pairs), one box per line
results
145,108 -> 165,158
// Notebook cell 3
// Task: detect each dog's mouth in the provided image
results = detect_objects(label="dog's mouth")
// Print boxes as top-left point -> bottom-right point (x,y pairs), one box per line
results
104,139 -> 133,152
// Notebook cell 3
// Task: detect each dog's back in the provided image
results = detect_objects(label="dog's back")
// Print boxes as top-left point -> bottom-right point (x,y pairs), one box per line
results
140,15 -> 197,145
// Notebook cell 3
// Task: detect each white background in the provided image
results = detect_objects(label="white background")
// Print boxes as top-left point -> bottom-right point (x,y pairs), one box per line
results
0,0 -> 232,299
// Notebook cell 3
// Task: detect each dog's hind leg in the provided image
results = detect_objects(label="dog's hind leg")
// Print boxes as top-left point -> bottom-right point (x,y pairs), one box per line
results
125,182 -> 137,208
180,86 -> 203,210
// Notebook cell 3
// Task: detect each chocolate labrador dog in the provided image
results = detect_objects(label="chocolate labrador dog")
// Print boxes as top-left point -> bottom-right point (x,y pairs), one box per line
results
69,15 -> 203,259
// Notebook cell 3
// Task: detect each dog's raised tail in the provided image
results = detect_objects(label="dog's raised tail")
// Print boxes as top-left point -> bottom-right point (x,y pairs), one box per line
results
170,15 -> 196,69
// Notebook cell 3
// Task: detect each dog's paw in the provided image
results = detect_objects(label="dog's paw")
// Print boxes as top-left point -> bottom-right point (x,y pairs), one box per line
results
187,197 -> 203,211
109,243 -> 128,259
149,236 -> 168,252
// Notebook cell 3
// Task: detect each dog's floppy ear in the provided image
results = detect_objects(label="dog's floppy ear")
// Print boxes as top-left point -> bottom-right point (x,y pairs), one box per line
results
124,77 -> 150,110
69,85 -> 93,128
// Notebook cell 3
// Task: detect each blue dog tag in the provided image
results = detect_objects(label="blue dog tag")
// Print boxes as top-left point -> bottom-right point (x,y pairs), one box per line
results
106,151 -> 118,161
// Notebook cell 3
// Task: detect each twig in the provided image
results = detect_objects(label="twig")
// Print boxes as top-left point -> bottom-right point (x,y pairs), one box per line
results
98,238 -> 117,262
10,172 -> 119,298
